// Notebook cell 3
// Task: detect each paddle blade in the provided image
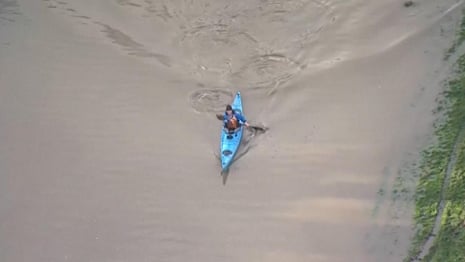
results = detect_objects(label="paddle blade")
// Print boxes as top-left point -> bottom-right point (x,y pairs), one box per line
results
216,114 -> 224,120
248,125 -> 268,132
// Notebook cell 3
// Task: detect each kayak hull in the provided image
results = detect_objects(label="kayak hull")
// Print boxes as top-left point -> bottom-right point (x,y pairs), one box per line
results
220,92 -> 244,171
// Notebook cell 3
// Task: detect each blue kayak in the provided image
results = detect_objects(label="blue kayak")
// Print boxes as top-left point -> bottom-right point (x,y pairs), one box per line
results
220,91 -> 244,171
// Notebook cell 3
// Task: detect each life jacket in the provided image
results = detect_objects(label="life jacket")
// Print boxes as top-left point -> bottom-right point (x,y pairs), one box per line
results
226,116 -> 239,130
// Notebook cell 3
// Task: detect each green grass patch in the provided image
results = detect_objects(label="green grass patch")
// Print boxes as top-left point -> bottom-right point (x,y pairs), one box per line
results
423,138 -> 465,262
405,34 -> 465,261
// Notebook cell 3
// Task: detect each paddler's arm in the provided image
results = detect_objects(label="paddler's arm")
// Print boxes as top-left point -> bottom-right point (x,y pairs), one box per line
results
237,114 -> 250,127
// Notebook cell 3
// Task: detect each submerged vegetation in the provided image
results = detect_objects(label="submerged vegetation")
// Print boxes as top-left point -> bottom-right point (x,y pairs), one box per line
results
445,9 -> 465,60
406,13 -> 465,262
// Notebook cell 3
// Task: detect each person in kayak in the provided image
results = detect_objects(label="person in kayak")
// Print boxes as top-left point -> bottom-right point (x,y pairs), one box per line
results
224,104 -> 249,131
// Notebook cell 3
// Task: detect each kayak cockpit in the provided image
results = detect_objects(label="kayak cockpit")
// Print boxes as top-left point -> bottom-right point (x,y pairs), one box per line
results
222,150 -> 232,156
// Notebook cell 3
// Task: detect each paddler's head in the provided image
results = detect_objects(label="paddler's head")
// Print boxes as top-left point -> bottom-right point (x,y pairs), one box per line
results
226,104 -> 233,115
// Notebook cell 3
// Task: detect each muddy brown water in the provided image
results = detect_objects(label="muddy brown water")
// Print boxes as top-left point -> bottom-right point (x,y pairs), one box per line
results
1,0 -> 463,261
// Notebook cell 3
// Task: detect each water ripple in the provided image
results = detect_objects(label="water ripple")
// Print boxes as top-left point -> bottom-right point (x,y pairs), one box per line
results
188,88 -> 233,113
232,53 -> 304,91
0,0 -> 20,24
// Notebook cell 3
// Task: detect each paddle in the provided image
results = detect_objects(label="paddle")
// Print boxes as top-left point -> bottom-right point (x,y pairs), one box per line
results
216,114 -> 268,132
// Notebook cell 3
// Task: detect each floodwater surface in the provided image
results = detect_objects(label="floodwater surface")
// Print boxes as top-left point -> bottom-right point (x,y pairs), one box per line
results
1,0 -> 464,261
